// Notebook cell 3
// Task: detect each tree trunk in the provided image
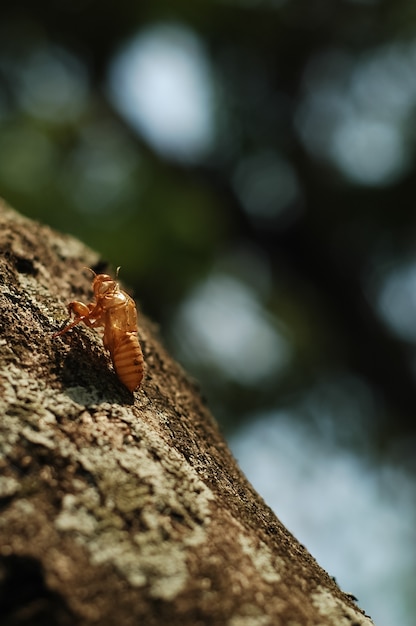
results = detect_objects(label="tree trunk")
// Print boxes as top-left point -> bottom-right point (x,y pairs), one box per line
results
0,200 -> 374,626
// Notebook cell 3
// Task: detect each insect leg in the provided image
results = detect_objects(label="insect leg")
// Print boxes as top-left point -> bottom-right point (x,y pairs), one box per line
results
53,301 -> 91,337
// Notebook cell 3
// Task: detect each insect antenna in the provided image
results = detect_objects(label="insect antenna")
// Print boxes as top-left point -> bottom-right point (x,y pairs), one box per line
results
83,267 -> 97,278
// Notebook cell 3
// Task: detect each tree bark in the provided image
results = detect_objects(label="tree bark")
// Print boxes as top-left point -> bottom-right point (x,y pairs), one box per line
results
0,200 -> 374,626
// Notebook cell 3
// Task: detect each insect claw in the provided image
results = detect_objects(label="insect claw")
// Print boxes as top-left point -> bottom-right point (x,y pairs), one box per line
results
52,324 -> 68,339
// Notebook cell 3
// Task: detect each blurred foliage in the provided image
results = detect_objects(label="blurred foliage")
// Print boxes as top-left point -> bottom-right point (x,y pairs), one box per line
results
1,0 -> 416,466
1,3 -> 416,623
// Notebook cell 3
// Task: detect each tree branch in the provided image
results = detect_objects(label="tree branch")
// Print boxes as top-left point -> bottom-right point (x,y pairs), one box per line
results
0,200 -> 374,625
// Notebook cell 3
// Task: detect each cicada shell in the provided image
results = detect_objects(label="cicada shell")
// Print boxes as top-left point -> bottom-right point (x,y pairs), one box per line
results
53,271 -> 144,392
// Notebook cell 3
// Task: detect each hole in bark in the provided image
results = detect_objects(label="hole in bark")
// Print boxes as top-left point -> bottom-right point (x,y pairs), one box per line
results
0,555 -> 74,625
0,496 -> 15,512
14,257 -> 37,276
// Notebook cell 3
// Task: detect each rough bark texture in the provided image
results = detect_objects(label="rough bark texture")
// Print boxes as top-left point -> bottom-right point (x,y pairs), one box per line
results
0,200 -> 374,626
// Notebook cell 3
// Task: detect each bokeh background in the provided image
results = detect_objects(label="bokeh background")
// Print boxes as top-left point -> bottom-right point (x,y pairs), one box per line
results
1,2 -> 416,624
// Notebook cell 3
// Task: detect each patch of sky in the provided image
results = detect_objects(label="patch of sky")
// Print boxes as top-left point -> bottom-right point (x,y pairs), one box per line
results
108,23 -> 215,162
173,273 -> 290,385
374,260 -> 416,343
295,42 -> 416,186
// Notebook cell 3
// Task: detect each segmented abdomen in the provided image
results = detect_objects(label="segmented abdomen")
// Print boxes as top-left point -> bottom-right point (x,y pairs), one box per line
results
111,332 -> 144,392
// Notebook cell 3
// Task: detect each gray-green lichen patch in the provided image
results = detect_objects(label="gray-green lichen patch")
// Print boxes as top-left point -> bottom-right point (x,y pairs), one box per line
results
228,608 -> 274,626
0,475 -> 21,498
53,427 -> 215,600
311,586 -> 374,626
238,533 -> 284,585
1,362 -> 215,602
